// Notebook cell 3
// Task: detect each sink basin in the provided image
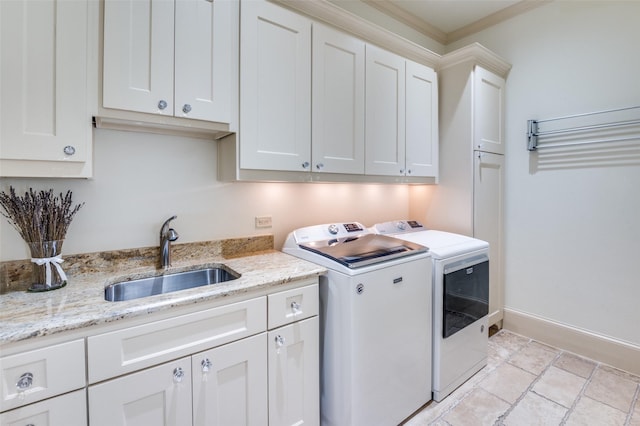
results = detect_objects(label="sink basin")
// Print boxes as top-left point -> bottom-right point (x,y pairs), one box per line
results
104,267 -> 240,302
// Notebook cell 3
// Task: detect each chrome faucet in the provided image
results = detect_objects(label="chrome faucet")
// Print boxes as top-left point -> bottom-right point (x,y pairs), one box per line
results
160,215 -> 179,269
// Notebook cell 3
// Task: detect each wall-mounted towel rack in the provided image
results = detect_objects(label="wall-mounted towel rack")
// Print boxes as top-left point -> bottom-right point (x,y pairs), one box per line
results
527,105 -> 640,151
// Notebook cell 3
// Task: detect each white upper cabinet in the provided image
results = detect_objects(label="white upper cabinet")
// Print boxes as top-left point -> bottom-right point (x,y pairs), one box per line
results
221,0 -> 438,182
406,61 -> 438,177
312,23 -> 365,175
102,0 -> 174,116
239,0 -> 312,172
473,66 -> 505,154
365,45 -> 406,176
0,0 -> 97,178
102,0 -> 236,128
365,45 -> 438,178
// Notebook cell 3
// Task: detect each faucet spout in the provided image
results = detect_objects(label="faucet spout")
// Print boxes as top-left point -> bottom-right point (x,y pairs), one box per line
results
160,215 -> 179,269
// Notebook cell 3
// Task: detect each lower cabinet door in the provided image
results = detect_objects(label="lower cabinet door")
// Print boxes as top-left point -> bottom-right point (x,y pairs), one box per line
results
268,317 -> 319,426
0,389 -> 86,426
192,333 -> 268,426
88,357 -> 192,426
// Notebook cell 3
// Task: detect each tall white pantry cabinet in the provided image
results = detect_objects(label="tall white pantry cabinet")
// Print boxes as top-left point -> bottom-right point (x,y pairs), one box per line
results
425,51 -> 510,328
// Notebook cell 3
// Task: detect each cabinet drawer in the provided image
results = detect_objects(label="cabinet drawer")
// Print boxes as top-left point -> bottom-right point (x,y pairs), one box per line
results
0,389 -> 86,425
267,284 -> 318,329
0,339 -> 85,412
88,297 -> 266,383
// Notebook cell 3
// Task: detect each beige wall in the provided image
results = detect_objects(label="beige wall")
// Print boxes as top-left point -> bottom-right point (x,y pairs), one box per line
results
445,1 -> 640,347
0,128 -> 412,261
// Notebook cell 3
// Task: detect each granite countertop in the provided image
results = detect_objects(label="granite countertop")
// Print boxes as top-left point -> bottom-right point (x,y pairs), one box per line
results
0,236 -> 326,346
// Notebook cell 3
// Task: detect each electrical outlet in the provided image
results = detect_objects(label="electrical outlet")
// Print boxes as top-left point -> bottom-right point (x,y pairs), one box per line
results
255,216 -> 272,228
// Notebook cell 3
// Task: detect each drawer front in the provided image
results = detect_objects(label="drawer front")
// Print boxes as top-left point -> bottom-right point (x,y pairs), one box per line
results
0,339 -> 85,412
268,284 -> 318,329
0,389 -> 86,425
88,297 -> 266,383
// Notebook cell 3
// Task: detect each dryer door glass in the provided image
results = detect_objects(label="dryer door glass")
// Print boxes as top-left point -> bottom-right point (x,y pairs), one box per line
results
443,260 -> 489,338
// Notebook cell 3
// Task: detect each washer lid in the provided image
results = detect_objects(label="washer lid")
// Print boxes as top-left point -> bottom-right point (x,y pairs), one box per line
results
298,233 -> 427,269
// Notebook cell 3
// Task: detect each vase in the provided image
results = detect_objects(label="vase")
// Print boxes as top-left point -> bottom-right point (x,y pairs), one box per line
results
27,239 -> 67,292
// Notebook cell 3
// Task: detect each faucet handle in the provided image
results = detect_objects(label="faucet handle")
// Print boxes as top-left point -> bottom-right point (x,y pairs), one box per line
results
167,228 -> 179,242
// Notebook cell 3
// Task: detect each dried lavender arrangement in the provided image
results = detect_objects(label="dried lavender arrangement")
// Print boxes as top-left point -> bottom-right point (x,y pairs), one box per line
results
0,186 -> 84,291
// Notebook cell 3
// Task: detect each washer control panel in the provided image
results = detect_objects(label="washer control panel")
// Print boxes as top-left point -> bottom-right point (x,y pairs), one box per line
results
373,220 -> 425,235
293,222 -> 367,243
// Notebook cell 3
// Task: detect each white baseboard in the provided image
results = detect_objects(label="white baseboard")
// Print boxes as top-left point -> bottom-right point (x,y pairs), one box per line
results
503,308 -> 640,376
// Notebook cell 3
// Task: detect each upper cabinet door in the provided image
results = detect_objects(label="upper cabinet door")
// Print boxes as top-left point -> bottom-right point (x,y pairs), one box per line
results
102,0 -> 175,115
406,61 -> 438,178
174,0 -> 234,122
0,0 -> 95,177
365,45 -> 406,176
473,66 -> 505,154
240,0 -> 311,172
312,23 -> 365,174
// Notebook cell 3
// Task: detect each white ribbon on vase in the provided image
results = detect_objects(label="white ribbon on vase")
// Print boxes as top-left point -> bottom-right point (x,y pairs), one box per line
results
31,256 -> 67,287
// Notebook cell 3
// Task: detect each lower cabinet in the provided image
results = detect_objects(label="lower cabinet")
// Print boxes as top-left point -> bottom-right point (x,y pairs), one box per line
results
89,357 -> 194,426
89,333 -> 270,426
268,317 -> 319,426
85,281 -> 319,426
192,333 -> 268,426
0,389 -> 87,426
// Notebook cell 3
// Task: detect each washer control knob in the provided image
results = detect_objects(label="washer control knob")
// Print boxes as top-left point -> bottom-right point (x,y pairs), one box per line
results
396,221 -> 407,231
328,224 -> 339,235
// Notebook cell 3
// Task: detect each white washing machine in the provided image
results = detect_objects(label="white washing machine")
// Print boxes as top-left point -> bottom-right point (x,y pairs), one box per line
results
283,222 -> 433,426
373,220 -> 489,402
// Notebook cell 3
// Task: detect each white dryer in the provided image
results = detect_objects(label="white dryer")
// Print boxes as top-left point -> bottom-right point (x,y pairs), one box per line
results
373,220 -> 489,402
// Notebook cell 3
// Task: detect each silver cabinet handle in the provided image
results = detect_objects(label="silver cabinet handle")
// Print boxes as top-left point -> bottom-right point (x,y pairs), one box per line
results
291,301 -> 301,315
201,358 -> 212,373
173,367 -> 185,383
182,104 -> 192,114
275,335 -> 285,347
16,372 -> 33,390
158,100 -> 168,110
63,145 -> 76,156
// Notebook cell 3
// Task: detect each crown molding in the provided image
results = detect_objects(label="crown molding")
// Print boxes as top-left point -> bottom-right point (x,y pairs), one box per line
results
345,0 -> 550,45
269,0 -> 512,76
361,0 -> 447,45
439,43 -> 512,78
272,0 -> 441,68
447,0 -> 552,43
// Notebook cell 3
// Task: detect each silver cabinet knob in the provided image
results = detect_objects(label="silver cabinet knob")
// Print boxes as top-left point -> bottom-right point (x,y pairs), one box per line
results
158,100 -> 168,110
301,161 -> 310,169
316,163 -> 324,170
182,104 -> 192,114
275,335 -> 285,348
16,372 -> 33,390
291,301 -> 301,315
400,169 -> 405,174
63,145 -> 76,156
173,367 -> 185,383
201,358 -> 212,373
407,169 -> 412,174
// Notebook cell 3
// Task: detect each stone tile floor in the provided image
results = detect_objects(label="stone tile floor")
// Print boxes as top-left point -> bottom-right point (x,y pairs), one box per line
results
404,329 -> 640,426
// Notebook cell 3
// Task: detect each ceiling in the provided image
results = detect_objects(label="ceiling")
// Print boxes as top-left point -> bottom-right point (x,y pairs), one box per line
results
362,0 -> 548,44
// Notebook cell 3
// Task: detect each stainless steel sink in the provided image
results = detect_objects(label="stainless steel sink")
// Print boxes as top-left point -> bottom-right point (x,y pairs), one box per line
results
104,267 -> 240,302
